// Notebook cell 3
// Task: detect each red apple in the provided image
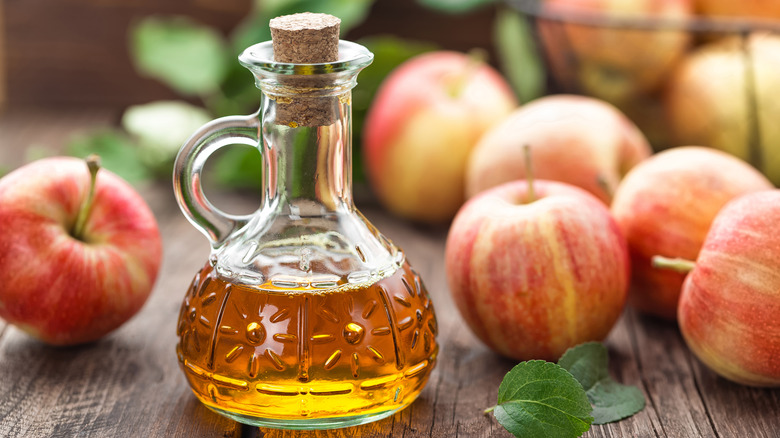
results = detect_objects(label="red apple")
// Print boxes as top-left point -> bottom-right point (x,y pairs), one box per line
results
0,156 -> 162,345
669,190 -> 780,387
465,95 -> 652,204
445,179 -> 629,361
363,51 -> 517,223
665,32 -> 780,184
610,147 -> 772,319
538,0 -> 693,106
697,0 -> 780,21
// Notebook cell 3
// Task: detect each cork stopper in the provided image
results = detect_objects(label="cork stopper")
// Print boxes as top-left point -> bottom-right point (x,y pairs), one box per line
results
270,13 -> 340,63
269,13 -> 341,127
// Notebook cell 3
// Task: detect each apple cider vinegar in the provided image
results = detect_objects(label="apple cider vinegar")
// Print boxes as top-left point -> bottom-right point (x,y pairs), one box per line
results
176,258 -> 438,426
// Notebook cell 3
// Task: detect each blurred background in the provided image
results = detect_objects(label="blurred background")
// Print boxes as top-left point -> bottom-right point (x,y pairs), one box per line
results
2,0 -> 780,213
1,0 -> 498,108
0,0 -> 500,188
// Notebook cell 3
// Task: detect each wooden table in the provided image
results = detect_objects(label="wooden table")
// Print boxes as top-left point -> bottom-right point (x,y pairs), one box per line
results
1,109 -> 778,438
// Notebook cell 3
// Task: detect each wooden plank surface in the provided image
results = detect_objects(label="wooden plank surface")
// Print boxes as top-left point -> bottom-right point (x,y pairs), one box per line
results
1,110 -> 780,437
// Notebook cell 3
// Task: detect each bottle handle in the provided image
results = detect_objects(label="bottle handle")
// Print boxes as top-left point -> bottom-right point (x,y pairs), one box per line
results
173,113 -> 260,246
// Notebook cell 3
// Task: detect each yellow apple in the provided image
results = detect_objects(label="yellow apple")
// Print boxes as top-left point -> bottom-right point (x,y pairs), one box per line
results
666,32 -> 780,184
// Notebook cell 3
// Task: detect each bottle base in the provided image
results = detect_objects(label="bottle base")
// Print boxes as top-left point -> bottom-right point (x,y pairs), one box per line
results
205,403 -> 404,430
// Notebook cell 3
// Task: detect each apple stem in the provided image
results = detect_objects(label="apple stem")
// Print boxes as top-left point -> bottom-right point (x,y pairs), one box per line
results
651,255 -> 696,273
71,155 -> 101,241
524,144 -> 536,203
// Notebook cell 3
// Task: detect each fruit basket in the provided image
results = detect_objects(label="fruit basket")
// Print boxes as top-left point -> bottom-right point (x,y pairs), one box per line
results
504,0 -> 780,185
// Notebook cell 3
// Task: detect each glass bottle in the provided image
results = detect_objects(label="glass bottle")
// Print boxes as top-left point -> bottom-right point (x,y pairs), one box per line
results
172,38 -> 438,429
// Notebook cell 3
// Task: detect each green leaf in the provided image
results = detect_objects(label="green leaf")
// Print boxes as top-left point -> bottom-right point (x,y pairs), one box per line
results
494,7 -> 545,103
66,130 -> 151,184
588,380 -> 646,425
131,16 -> 229,96
557,342 -> 610,391
558,342 -> 646,425
122,100 -> 212,170
417,0 -> 497,14
492,360 -> 593,438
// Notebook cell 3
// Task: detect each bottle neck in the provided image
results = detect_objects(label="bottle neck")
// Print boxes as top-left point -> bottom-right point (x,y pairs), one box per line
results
260,89 -> 353,217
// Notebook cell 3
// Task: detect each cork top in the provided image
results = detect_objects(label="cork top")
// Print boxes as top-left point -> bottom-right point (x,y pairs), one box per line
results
270,13 -> 340,63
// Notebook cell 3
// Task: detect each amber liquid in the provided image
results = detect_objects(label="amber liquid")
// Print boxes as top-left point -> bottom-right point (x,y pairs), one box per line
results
176,260 -> 438,424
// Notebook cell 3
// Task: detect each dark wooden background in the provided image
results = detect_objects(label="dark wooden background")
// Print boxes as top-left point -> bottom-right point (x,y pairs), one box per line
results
0,0 -> 496,109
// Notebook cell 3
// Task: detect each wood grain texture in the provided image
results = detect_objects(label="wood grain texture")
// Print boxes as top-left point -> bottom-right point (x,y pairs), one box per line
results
1,111 -> 780,437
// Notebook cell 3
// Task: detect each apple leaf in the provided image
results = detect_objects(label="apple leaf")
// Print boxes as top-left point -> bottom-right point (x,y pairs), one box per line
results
131,16 -> 229,97
588,380 -> 646,425
557,342 -> 610,390
494,7 -> 545,103
558,342 -> 646,425
490,360 -> 593,438
417,0 -> 498,14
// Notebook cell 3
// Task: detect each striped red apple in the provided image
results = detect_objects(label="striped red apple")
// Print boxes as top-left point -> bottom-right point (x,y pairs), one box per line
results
363,51 -> 517,224
445,178 -> 629,361
0,156 -> 162,345
465,95 -> 651,203
611,147 -> 772,319
656,190 -> 780,387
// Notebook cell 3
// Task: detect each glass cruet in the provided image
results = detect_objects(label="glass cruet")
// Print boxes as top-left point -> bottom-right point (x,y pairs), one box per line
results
172,15 -> 438,430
